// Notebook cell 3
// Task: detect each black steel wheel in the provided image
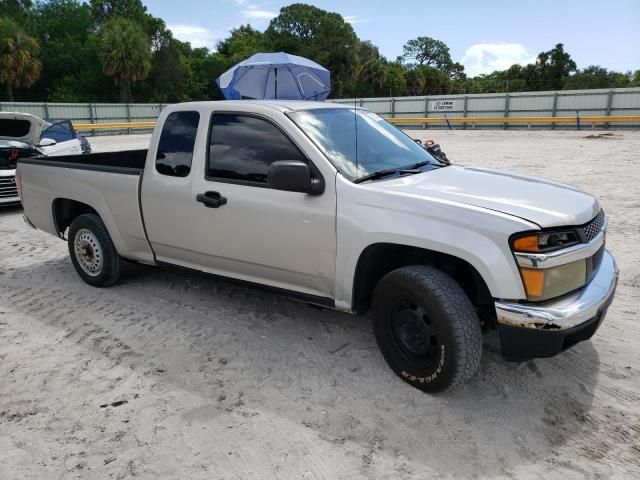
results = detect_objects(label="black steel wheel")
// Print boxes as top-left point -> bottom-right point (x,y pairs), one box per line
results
372,265 -> 482,393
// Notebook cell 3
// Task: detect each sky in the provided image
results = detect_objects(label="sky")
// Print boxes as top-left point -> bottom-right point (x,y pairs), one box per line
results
144,0 -> 640,76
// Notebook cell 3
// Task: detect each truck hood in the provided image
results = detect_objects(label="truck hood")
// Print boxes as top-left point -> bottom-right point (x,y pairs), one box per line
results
0,112 -> 44,146
370,165 -> 600,228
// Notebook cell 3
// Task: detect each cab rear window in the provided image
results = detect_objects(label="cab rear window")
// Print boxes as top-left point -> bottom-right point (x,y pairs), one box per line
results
0,119 -> 31,138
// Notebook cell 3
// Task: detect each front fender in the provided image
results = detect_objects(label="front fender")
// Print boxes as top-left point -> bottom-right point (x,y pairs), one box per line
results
334,176 -> 538,310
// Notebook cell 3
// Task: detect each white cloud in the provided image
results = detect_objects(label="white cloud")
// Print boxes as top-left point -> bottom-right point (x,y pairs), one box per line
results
168,24 -> 224,50
241,6 -> 277,21
461,43 -> 537,77
343,15 -> 368,25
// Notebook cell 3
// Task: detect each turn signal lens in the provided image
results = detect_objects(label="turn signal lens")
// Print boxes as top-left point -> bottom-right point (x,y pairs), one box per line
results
512,230 -> 580,253
520,268 -> 545,297
513,235 -> 540,253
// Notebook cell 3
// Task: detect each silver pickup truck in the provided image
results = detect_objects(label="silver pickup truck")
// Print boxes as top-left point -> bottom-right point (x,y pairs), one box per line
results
18,100 -> 618,393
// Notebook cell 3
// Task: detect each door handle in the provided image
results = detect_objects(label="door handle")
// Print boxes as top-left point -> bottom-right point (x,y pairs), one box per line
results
196,191 -> 227,208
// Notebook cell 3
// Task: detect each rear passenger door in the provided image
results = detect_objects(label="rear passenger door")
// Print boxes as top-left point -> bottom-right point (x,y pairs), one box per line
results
141,110 -> 203,263
185,112 -> 336,299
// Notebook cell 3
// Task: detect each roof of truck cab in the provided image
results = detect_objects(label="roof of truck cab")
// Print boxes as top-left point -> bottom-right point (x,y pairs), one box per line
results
174,100 -> 353,113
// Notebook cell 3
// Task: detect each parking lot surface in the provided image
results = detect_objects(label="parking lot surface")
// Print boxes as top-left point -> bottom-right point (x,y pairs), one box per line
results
1,130 -> 639,479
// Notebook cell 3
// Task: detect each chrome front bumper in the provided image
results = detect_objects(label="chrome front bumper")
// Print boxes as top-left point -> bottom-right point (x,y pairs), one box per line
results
495,250 -> 618,331
495,250 -> 617,361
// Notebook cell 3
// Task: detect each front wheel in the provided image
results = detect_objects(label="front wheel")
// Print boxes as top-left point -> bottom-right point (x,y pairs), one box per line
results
372,265 -> 482,393
68,213 -> 121,287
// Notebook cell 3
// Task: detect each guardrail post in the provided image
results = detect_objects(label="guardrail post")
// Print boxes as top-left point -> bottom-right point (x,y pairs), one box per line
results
605,90 -> 613,130
391,98 -> 395,119
424,97 -> 428,130
89,103 -> 96,136
44,103 -> 50,120
126,103 -> 132,134
425,97 -> 430,130
503,94 -> 510,130
551,92 -> 558,130
462,95 -> 468,130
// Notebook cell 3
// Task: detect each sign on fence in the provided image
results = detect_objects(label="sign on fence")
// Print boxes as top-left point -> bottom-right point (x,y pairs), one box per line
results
433,100 -> 456,111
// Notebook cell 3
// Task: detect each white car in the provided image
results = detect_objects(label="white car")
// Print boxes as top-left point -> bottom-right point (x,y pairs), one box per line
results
1,112 -> 90,205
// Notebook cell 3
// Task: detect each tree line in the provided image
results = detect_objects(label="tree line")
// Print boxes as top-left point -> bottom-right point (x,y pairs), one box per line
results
1,0 -> 638,103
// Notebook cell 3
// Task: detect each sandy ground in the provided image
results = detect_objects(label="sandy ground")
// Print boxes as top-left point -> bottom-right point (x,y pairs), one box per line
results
1,129 -> 639,479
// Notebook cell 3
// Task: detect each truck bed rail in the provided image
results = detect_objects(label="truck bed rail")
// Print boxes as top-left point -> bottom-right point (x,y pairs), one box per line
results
18,149 -> 148,175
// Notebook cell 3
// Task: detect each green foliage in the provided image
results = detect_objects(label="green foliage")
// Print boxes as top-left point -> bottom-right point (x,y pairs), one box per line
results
98,16 -> 151,101
266,3 -> 358,97
0,1 -> 636,102
0,0 -> 32,18
217,25 -> 266,64
29,1 -> 99,100
563,66 -> 635,90
0,15 -> 41,100
402,36 -> 452,70
383,63 -> 406,97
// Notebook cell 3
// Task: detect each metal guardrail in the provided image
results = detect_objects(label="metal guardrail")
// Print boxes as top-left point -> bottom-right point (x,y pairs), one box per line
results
74,121 -> 157,131
333,88 -> 640,129
71,116 -> 640,133
388,115 -> 640,124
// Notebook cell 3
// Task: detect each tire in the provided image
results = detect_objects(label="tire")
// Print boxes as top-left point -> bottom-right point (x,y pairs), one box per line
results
68,213 -> 121,287
372,265 -> 482,393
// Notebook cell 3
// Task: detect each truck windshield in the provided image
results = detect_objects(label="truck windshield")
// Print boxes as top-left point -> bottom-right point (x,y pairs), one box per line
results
289,108 -> 440,181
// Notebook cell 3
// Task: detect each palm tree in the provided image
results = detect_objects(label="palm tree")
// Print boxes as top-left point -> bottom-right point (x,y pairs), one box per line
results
98,17 -> 151,102
0,17 -> 42,101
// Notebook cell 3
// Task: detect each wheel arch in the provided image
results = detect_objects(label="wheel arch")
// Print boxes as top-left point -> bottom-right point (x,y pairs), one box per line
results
351,243 -> 495,325
52,198 -> 100,238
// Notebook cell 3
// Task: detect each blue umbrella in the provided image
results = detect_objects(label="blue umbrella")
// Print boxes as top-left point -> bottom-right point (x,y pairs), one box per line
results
216,52 -> 331,101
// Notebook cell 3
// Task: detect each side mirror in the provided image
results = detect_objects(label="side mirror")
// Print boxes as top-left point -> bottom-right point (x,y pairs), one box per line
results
38,138 -> 57,147
268,160 -> 324,195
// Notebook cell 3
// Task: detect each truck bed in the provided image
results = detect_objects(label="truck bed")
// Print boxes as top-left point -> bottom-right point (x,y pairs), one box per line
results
19,149 -> 148,174
19,148 -> 155,264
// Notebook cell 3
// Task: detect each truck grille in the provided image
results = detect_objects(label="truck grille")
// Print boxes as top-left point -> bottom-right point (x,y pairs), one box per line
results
0,175 -> 18,199
583,210 -> 605,242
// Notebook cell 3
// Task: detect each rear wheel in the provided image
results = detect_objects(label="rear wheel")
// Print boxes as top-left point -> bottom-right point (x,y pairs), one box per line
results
68,213 -> 121,287
372,265 -> 482,393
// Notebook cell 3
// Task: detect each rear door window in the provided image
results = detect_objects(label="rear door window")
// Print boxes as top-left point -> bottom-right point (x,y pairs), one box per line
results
156,111 -> 200,177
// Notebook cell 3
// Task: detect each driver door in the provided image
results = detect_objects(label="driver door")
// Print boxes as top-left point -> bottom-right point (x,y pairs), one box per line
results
144,111 -> 337,300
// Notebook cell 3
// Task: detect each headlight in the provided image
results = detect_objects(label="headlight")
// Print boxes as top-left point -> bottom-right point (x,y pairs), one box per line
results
512,229 -> 586,301
519,260 -> 587,301
512,230 -> 580,253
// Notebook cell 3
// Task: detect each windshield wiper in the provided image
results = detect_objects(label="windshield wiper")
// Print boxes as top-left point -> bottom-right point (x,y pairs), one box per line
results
353,161 -> 434,184
404,161 -> 432,170
354,167 -> 422,184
